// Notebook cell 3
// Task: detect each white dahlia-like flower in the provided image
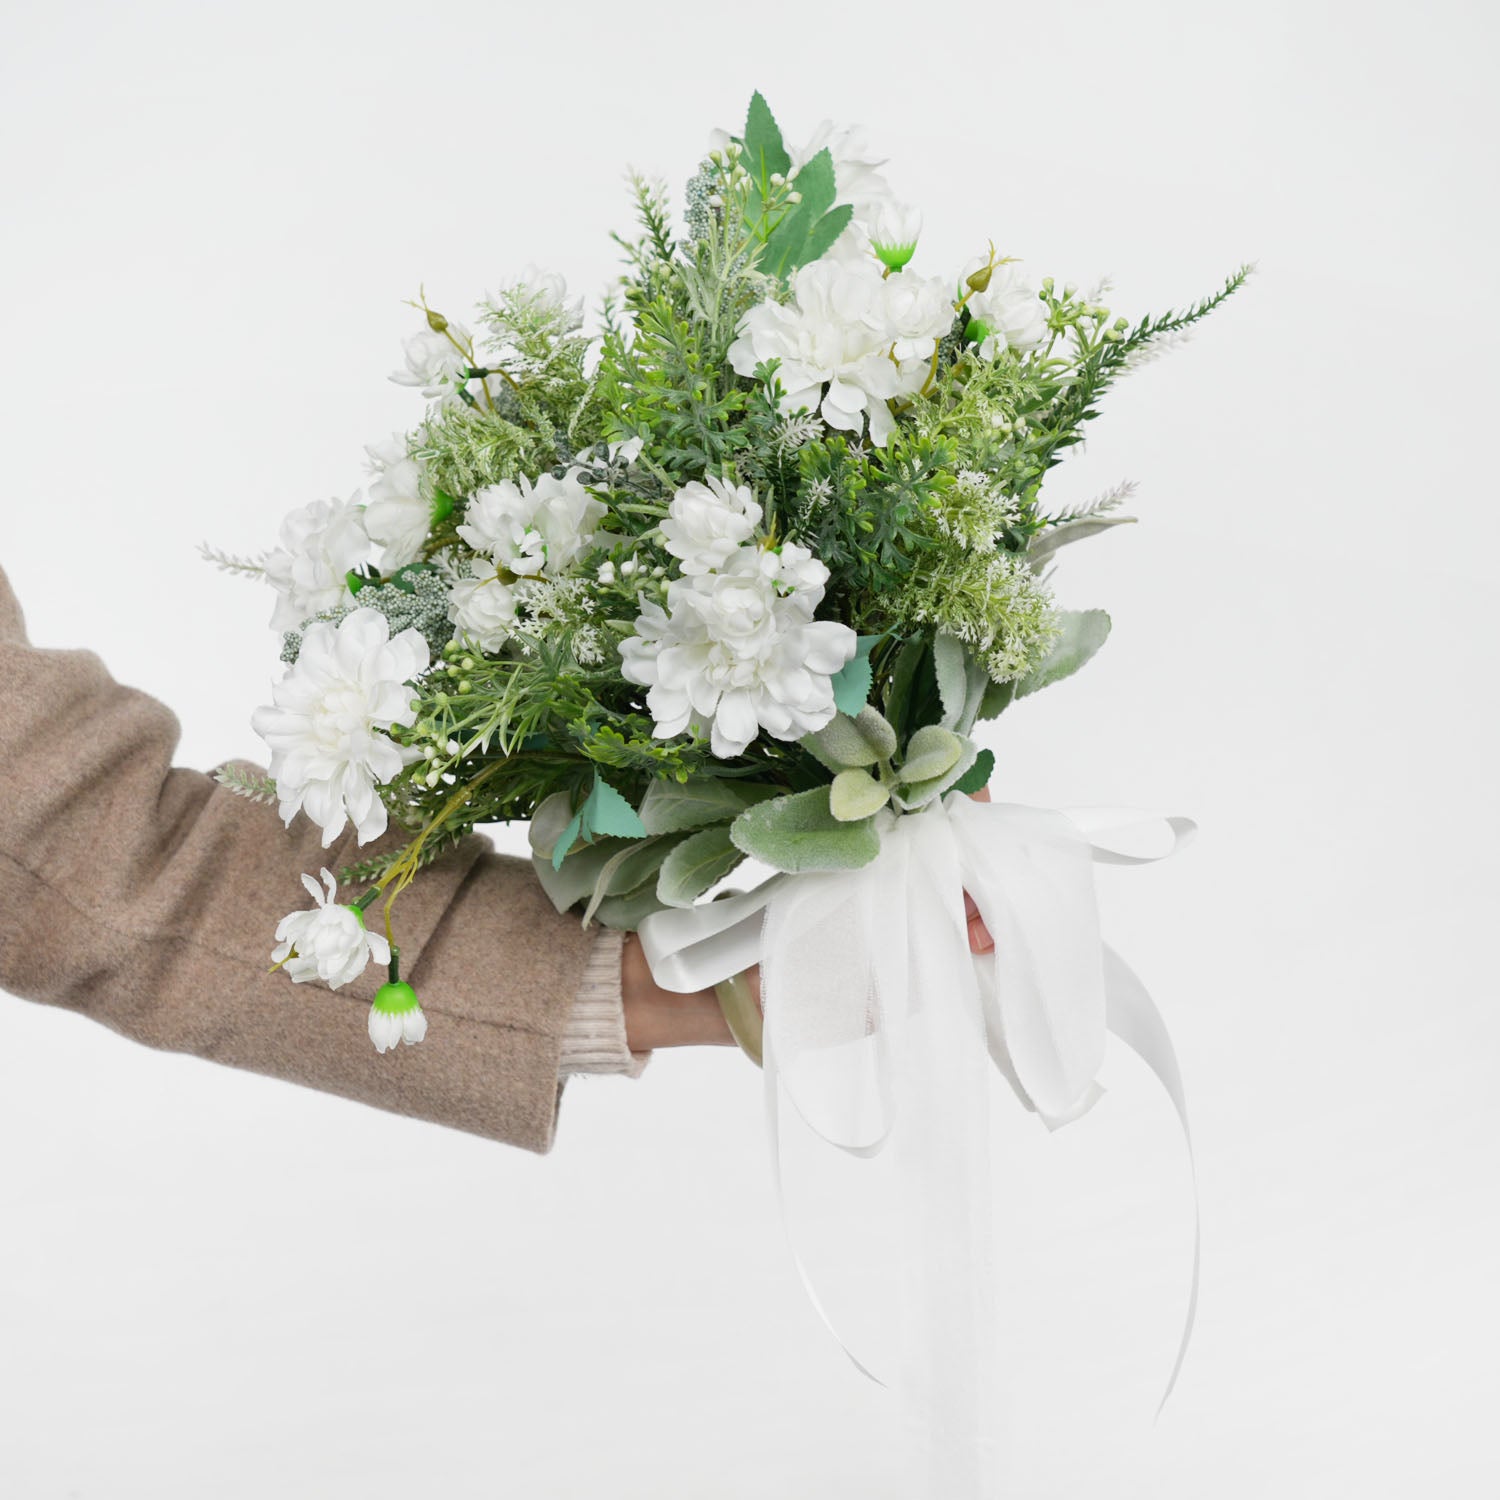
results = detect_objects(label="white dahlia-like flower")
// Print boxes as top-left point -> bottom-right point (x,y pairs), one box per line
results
251,608 -> 428,846
362,435 -> 430,572
791,120 -> 894,223
619,545 -> 857,759
659,476 -> 762,576
728,258 -> 951,446
272,868 -> 390,989
447,558 -> 518,652
263,495 -> 370,634
966,260 -> 1048,356
457,469 -> 606,579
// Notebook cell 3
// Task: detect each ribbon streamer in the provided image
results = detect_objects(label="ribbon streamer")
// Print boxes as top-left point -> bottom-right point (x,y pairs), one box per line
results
637,793 -> 1196,1495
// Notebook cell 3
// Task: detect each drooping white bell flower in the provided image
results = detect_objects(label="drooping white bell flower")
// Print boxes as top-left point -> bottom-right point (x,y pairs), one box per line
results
659,476 -> 763,576
965,260 -> 1048,356
447,558 -> 519,652
729,257 -> 948,446
368,981 -> 428,1052
272,868 -> 390,989
263,495 -> 370,634
619,545 -> 857,759
362,436 -> 431,572
251,608 -> 429,846
457,469 -> 607,579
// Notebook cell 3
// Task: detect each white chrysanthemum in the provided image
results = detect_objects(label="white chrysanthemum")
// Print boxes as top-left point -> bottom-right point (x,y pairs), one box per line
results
659,476 -> 763,576
447,558 -> 519,653
272,868 -> 390,989
362,436 -> 430,572
728,257 -> 950,446
457,469 -> 606,579
499,263 -> 584,331
966,260 -> 1048,356
619,546 -> 857,759
251,608 -> 428,846
881,269 -> 955,362
263,495 -> 370,634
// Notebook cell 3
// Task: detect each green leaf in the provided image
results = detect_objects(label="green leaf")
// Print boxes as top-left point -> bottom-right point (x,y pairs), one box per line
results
799,203 -> 854,265
638,777 -> 780,835
830,635 -> 878,716
1027,515 -> 1136,569
590,883 -> 673,931
891,735 -> 979,812
581,772 -> 648,839
977,679 -> 1014,722
760,149 -> 855,277
656,825 -> 744,909
802,706 -> 898,771
830,768 -> 891,821
951,748 -> 995,796
1014,610 -> 1112,700
897,725 -> 964,785
729,787 -> 882,874
883,636 -> 928,741
582,836 -> 670,926
743,90 -> 791,181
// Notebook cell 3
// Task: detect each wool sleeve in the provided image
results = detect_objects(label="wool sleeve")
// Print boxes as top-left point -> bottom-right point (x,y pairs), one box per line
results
559,926 -> 653,1078
0,561 -> 602,1153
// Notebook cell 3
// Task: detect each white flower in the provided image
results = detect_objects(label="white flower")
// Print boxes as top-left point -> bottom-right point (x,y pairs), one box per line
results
659,476 -> 763,576
368,983 -> 428,1052
390,322 -> 472,398
272,868 -> 389,989
728,257 -> 949,446
448,559 -> 519,651
263,495 -> 370,634
362,436 -> 430,572
500,263 -> 584,331
447,558 -> 518,652
791,120 -> 894,223
966,260 -> 1048,356
869,202 -> 923,271
251,608 -> 429,846
880,268 -> 955,362
457,469 -> 606,579
619,546 -> 857,759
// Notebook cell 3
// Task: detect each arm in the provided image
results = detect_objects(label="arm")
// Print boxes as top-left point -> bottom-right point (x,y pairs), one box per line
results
0,561 -> 608,1152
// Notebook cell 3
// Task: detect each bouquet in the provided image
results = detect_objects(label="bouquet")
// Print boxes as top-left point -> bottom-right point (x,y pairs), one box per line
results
209,91 -> 1244,1489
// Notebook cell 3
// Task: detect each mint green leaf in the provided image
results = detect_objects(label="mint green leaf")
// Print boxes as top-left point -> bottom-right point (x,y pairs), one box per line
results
638,777 -> 780,835
830,768 -> 891,821
802,706 -> 898,771
552,810 -> 583,872
581,772 -> 648,839
951,748 -> 995,796
1014,610 -> 1112,700
743,91 -> 791,182
729,787 -> 882,874
831,635 -> 878,715
656,824 -> 744,908
897,725 -> 964,785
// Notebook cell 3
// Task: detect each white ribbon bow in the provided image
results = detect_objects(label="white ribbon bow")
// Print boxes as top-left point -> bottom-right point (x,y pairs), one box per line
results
638,793 -> 1197,1497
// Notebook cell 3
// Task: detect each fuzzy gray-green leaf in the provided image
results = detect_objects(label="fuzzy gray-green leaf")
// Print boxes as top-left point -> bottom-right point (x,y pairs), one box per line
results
830,768 -> 891,821
897,724 -> 965,785
656,824 -> 744,909
639,777 -> 780,835
729,787 -> 881,874
1013,609 -> 1112,699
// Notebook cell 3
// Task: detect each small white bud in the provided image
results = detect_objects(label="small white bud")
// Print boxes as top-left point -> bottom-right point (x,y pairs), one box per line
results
446,739 -> 460,756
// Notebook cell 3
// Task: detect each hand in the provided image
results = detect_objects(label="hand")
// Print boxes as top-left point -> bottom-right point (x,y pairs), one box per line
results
619,790 -> 994,1049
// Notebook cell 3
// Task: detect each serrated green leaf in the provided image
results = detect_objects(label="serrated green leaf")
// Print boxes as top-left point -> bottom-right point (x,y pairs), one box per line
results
638,777 -> 780,835
786,147 -> 836,216
656,824 -> 744,909
1014,610 -> 1112,700
830,635 -> 878,716
581,772 -> 647,839
951,747 -> 995,796
552,810 -> 583,872
743,90 -> 791,181
830,768 -> 891,821
799,203 -> 854,265
897,725 -> 964,784
729,787 -> 882,874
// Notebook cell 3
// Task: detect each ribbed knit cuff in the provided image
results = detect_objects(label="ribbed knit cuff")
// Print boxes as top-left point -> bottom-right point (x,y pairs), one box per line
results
558,927 -> 652,1079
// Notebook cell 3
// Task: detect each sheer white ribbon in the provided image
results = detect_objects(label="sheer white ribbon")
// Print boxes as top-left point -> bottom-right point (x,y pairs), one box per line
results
638,792 -> 1197,1496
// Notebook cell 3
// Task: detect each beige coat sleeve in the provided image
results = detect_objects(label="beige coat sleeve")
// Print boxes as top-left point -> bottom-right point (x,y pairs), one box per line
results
0,562 -> 601,1152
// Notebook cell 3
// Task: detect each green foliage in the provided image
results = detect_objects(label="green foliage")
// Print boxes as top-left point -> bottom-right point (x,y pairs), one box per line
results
656,824 -> 743,907
729,786 -> 882,874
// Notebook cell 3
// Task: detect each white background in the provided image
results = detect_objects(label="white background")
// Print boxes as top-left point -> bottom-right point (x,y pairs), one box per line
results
2,1 -> 1496,1494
